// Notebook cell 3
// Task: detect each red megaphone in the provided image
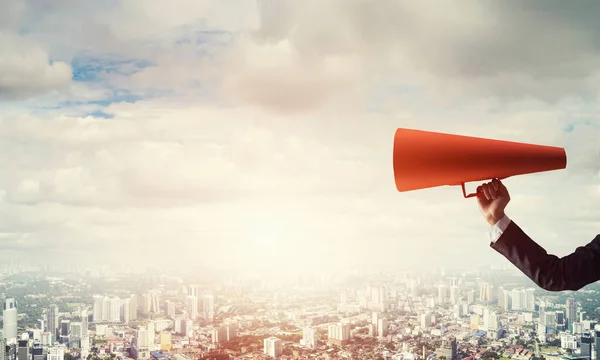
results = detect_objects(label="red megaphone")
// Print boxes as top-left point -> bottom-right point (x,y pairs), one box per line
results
392,128 -> 567,198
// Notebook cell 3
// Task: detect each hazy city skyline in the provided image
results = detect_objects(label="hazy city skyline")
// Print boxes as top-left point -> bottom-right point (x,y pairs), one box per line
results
1,1 -> 600,273
1,262 -> 598,360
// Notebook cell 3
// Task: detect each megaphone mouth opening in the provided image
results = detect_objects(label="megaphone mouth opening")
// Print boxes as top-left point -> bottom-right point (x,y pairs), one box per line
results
392,128 -> 568,194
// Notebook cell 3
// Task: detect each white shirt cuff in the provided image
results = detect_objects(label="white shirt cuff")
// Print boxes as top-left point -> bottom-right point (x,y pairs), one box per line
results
486,215 -> 511,244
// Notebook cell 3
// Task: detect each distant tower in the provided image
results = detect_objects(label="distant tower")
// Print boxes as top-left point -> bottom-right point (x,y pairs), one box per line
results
3,298 -> 18,342
186,296 -> 198,319
566,298 -> 576,328
203,295 -> 215,322
80,309 -> 88,335
46,304 -> 59,343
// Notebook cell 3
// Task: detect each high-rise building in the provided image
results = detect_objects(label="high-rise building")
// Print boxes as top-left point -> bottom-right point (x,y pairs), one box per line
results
140,294 -> 151,315
467,290 -> 475,304
566,298 -> 576,328
129,295 -> 138,321
17,339 -> 28,360
188,285 -> 199,298
31,342 -> 43,360
122,299 -> 131,323
92,296 -> 104,322
479,283 -> 493,302
581,333 -> 592,357
186,296 -> 197,319
212,325 -> 237,344
131,328 -> 150,360
263,337 -> 282,358
203,295 -> 215,322
368,285 -> 387,311
524,288 -> 535,311
450,286 -> 459,305
498,287 -> 505,308
148,290 -> 160,314
3,299 -> 18,342
60,320 -> 70,342
183,320 -> 193,337
372,312 -> 380,326
302,327 -> 317,349
81,309 -> 88,337
109,298 -> 121,322
70,322 -> 82,338
147,321 -> 155,349
46,304 -> 59,343
377,318 -> 388,338
438,285 -> 447,304
441,337 -> 457,360
327,323 -> 350,346
510,288 -> 535,311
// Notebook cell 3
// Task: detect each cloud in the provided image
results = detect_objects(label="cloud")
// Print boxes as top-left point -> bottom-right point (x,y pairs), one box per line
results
232,0 -> 600,112
0,33 -> 72,100
1,95 -> 599,272
1,0 -> 600,275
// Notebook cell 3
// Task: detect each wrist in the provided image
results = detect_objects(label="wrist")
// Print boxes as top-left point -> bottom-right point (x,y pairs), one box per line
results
486,212 -> 505,227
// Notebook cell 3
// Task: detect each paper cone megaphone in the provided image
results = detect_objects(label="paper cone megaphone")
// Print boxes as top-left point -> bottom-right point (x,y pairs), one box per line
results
393,128 -> 567,198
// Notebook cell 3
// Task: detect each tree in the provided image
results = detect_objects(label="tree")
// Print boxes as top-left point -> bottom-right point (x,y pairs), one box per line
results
482,350 -> 499,360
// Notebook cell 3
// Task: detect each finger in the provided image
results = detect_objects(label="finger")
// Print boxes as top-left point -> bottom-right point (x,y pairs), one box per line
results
489,181 -> 498,199
476,186 -> 484,198
482,183 -> 491,200
477,185 -> 486,200
476,186 -> 487,202
492,179 -> 499,191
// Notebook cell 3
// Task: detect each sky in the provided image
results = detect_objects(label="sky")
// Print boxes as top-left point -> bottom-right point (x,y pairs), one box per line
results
1,0 -> 600,276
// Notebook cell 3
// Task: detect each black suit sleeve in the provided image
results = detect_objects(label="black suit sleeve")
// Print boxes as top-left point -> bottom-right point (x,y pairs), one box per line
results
491,221 -> 600,291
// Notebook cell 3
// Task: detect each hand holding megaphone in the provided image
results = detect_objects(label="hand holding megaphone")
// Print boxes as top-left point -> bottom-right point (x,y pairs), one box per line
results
476,178 -> 511,227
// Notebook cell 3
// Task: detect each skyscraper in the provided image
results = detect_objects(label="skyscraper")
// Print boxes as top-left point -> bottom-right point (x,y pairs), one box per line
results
327,323 -> 350,346
129,295 -> 138,321
450,286 -> 459,305
302,327 -> 317,349
438,285 -> 447,304
92,296 -> 103,323
524,288 -> 536,311
17,339 -> 28,360
188,285 -> 199,298
203,295 -> 215,322
441,337 -> 457,360
46,304 -> 59,343
566,298 -> 576,328
581,333 -> 592,357
3,299 -> 18,342
186,296 -> 197,319
263,337 -> 282,358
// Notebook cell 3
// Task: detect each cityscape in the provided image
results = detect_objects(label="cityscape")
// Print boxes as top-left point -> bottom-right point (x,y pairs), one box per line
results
2,264 -> 600,360
2,2 -> 600,360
